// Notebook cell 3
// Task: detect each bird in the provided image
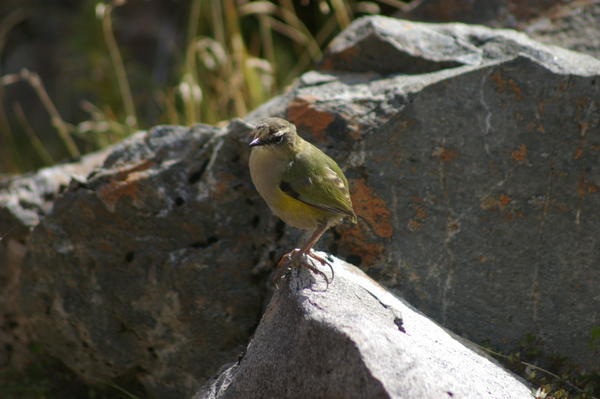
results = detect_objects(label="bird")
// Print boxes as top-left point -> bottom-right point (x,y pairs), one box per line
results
248,117 -> 356,285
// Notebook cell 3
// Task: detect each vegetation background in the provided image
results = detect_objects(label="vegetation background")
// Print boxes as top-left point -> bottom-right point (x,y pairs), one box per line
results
0,0 -> 412,174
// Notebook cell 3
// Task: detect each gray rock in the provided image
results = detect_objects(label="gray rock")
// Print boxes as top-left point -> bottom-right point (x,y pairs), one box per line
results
0,149 -> 110,240
395,0 -> 551,27
526,1 -> 600,60
19,124 -> 272,398
0,149 -> 109,369
196,255 -> 533,399
320,16 -> 600,75
395,0 -> 600,60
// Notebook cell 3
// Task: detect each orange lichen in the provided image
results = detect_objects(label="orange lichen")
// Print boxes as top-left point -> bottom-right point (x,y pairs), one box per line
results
480,194 -> 511,211
447,217 -> 460,234
98,179 -> 141,212
508,79 -> 523,100
336,179 -> 393,264
480,196 -> 496,210
337,224 -> 386,266
511,144 -> 528,161
554,203 -> 570,212
576,97 -> 590,109
525,122 -> 545,134
319,57 -> 335,71
432,146 -> 459,162
480,193 -> 526,222
491,71 -> 506,91
115,159 -> 155,180
407,200 -> 428,231
97,160 -> 155,212
573,145 -> 584,159
578,174 -> 599,198
407,219 -> 423,232
350,179 -> 393,238
537,102 -> 545,116
529,198 -> 570,213
491,71 -> 523,100
579,121 -> 590,136
319,46 -> 359,71
503,211 -> 524,221
415,206 -> 427,220
287,96 -> 335,142
499,194 -> 512,207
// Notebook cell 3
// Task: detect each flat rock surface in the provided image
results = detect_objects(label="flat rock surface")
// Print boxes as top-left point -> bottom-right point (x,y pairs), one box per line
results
197,255 -> 533,399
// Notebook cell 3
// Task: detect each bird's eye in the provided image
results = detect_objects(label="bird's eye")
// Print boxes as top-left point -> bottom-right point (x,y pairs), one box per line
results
266,133 -> 285,145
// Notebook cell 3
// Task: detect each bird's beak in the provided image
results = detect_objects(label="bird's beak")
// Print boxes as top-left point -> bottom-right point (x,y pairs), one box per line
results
249,136 -> 262,147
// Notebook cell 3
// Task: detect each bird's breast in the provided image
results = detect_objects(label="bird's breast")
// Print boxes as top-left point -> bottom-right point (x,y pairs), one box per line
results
249,147 -> 333,230
249,146 -> 288,199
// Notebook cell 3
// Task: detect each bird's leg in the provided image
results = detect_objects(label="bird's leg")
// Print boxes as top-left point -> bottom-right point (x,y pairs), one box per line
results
298,224 -> 334,284
276,249 -> 297,269
299,225 -> 328,261
272,250 -> 298,287
273,224 -> 334,287
273,248 -> 307,287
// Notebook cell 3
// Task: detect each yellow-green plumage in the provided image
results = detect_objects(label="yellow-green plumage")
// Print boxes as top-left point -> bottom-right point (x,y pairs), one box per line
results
249,117 -> 356,284
249,118 -> 356,231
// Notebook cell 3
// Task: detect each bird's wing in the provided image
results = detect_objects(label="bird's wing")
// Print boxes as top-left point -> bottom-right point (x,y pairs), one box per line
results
280,144 -> 356,220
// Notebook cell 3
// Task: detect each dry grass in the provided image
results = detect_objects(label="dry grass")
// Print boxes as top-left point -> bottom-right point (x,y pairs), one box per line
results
0,0 -> 416,174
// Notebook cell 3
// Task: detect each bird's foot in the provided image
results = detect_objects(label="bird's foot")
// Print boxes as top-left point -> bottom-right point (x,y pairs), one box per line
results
275,248 -> 300,269
272,249 -> 299,288
305,250 -> 334,286
272,249 -> 334,288
305,250 -> 329,266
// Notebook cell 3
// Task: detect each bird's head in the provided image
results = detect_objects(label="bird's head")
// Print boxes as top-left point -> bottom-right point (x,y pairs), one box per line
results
249,117 -> 298,149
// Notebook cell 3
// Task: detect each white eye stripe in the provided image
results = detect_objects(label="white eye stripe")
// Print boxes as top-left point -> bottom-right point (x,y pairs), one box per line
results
273,127 -> 290,136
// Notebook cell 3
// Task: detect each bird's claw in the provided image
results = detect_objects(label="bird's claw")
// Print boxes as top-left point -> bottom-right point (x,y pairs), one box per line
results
272,249 -> 334,289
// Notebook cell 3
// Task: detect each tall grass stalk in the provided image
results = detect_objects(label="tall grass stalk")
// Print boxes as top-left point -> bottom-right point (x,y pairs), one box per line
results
1,0 -> 410,174
97,2 -> 137,129
0,9 -> 31,172
1,69 -> 80,158
13,103 -> 55,165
